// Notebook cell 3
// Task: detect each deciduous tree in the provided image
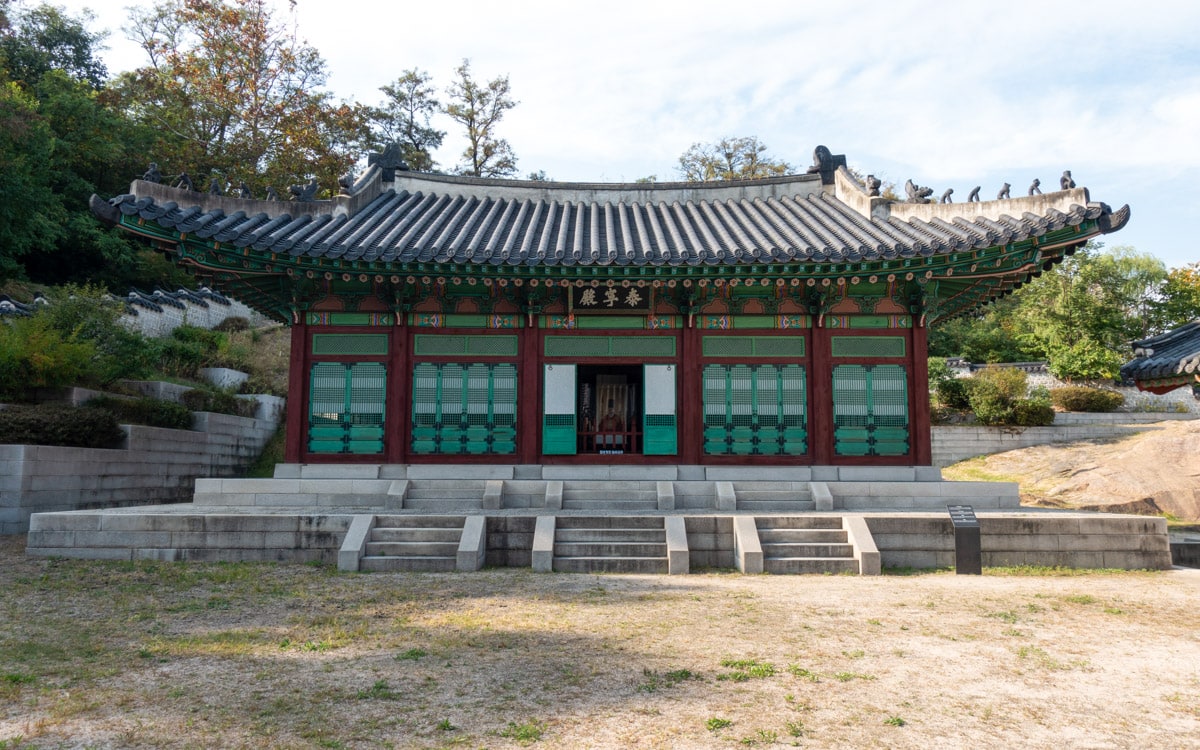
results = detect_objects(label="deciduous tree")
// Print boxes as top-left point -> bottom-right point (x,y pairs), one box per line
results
444,58 -> 517,178
677,136 -> 791,181
116,0 -> 371,197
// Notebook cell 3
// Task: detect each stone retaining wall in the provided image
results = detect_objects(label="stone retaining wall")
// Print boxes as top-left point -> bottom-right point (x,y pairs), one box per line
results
931,414 -> 1195,467
25,511 -> 347,563
1,411 -> 279,534
865,514 -> 1171,570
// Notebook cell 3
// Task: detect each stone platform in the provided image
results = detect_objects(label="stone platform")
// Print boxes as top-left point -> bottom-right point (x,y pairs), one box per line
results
23,464 -> 1173,573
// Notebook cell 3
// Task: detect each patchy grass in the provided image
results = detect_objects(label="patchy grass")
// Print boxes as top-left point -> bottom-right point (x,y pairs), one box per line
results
1,535 -> 1197,748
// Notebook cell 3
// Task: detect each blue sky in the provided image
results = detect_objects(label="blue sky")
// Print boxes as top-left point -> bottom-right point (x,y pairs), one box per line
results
56,0 -> 1200,269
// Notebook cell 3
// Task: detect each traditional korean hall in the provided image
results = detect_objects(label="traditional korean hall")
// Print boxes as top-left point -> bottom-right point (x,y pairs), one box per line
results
57,146 -> 1168,574
95,146 -> 1129,470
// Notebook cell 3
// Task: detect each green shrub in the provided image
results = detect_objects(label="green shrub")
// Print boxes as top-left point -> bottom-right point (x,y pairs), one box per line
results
155,337 -> 207,379
0,404 -> 126,448
238,373 -> 286,397
212,316 -> 250,332
971,366 -> 1028,400
1050,386 -> 1125,412
85,395 -> 194,430
0,315 -> 95,399
1047,339 -> 1124,382
40,284 -> 158,383
936,376 -> 972,410
1012,398 -> 1055,426
180,387 -> 257,418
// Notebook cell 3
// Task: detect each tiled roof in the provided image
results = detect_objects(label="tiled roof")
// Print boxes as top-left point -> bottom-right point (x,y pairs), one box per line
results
98,167 -> 1129,269
1120,321 -> 1200,384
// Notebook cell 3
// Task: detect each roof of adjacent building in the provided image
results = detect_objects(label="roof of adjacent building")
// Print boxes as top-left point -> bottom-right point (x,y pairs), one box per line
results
1120,320 -> 1200,389
96,161 -> 1129,269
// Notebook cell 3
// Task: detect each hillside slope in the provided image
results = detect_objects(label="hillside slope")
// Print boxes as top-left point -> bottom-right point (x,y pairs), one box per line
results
943,419 -> 1200,520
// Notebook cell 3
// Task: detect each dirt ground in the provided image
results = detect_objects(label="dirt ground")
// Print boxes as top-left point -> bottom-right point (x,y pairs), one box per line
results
2,535 -> 1199,749
944,419 -> 1200,522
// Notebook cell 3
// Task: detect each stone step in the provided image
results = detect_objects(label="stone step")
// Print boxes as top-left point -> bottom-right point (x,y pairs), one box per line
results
561,500 -> 658,511
556,528 -> 666,543
365,541 -> 459,557
370,527 -> 462,543
405,489 -> 485,500
360,555 -> 457,573
764,557 -> 859,575
407,480 -> 488,490
755,516 -> 844,530
553,542 -> 667,557
375,515 -> 467,528
402,499 -> 483,511
757,528 -> 847,544
761,543 -> 855,558
552,557 -> 669,574
556,516 -> 665,530
736,490 -> 812,502
737,500 -> 817,512
562,490 -> 657,502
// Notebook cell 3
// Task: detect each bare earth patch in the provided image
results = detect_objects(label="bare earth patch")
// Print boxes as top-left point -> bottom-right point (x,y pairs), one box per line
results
2,535 -> 1199,748
944,419 -> 1200,521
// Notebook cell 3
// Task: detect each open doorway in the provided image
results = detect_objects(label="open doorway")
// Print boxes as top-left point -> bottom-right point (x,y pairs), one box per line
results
577,364 -> 642,454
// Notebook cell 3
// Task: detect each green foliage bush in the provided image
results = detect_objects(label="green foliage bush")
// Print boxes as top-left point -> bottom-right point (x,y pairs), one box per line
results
1012,398 -> 1055,426
957,366 -> 1055,426
936,377 -> 972,410
85,395 -> 194,430
40,284 -> 158,383
0,314 -> 94,399
1050,386 -> 1125,412
212,316 -> 250,332
180,387 -> 257,418
1047,339 -> 1124,382
0,404 -> 126,448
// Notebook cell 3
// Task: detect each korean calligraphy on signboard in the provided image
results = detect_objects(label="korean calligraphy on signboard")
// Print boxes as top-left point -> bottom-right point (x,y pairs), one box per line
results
570,284 -> 652,313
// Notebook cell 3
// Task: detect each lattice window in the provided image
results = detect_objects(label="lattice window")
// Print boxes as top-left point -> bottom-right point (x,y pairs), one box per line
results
410,362 -> 517,455
311,333 -> 389,356
307,362 -> 386,454
414,334 -> 518,357
832,364 -> 909,456
544,335 -> 675,357
702,364 -> 807,455
830,336 -> 905,358
703,336 -> 806,357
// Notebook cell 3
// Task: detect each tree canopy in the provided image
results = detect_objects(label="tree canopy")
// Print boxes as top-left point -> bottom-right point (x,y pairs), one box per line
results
115,0 -> 371,197
373,68 -> 444,172
929,245 -> 1200,380
677,136 -> 791,181
443,58 -> 518,178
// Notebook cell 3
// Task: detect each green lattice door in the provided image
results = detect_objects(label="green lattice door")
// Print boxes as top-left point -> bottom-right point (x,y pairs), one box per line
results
703,364 -> 807,455
643,364 -> 677,455
832,364 -> 909,456
410,363 -> 517,455
307,362 -> 386,454
542,364 -> 576,455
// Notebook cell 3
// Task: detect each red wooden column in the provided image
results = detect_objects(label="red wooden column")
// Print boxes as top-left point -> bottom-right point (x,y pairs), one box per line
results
810,324 -> 832,464
517,327 -> 541,464
910,324 -> 932,466
385,322 -> 407,464
284,322 -> 308,462
679,325 -> 702,464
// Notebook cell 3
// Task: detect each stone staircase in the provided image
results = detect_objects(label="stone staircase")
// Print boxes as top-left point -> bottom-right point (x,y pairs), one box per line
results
561,481 -> 658,511
553,516 -> 668,573
401,480 -> 485,511
756,516 -> 859,574
360,515 -> 465,572
734,481 -> 815,512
